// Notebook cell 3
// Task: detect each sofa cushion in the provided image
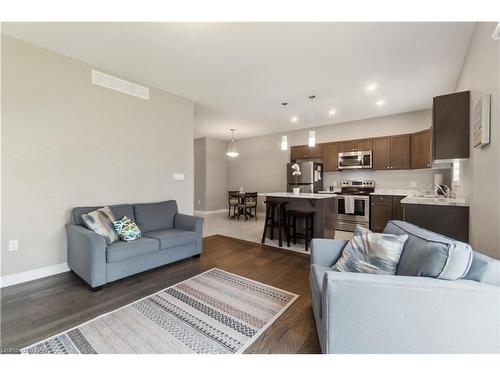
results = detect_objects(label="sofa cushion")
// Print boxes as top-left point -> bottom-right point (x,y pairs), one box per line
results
464,251 -> 500,286
73,204 -> 135,226
113,216 -> 142,242
106,237 -> 159,263
134,201 -> 178,233
332,225 -> 407,275
310,264 -> 331,319
383,220 -> 473,280
81,206 -> 119,245
143,229 -> 197,250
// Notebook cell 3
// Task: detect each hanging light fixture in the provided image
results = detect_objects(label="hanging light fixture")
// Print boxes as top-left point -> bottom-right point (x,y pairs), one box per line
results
281,102 -> 288,151
308,95 -> 316,147
226,128 -> 239,157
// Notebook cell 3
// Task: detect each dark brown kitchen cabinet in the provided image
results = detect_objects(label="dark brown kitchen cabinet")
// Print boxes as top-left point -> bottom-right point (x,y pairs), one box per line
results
370,195 -> 407,232
370,195 -> 393,232
432,91 -> 470,160
372,136 -> 391,170
390,134 -> 410,169
411,129 -> 431,169
372,135 -> 409,170
322,142 -> 339,171
339,138 -> 372,152
392,196 -> 404,220
404,204 -> 469,242
290,144 -> 323,161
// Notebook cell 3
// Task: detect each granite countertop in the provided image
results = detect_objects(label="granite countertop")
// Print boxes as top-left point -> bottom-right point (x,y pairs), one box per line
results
400,195 -> 470,207
369,189 -> 418,196
264,192 -> 337,199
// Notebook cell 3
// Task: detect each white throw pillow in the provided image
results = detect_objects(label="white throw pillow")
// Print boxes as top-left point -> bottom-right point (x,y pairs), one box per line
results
332,225 -> 408,275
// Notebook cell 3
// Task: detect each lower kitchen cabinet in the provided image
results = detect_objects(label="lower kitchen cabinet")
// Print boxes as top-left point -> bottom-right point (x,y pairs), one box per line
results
403,204 -> 469,243
370,195 -> 406,232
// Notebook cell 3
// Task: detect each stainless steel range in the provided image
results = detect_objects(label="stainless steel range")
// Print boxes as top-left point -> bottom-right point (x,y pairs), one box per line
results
334,180 -> 375,232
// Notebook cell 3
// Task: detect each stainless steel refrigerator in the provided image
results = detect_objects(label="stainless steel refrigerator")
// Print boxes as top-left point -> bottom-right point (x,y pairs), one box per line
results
286,161 -> 323,193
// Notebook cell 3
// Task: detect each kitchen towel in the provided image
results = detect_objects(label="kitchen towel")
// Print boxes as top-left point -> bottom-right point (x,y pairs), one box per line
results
344,195 -> 355,214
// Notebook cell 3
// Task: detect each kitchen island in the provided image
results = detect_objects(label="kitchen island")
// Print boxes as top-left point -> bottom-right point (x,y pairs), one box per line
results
263,193 -> 336,240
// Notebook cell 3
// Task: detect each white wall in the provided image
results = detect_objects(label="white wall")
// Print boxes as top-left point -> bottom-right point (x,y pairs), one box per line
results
455,23 -> 500,259
1,35 -> 195,276
227,109 -> 442,193
193,137 -> 228,211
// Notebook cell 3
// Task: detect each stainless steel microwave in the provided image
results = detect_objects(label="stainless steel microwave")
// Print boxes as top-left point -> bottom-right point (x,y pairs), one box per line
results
338,151 -> 372,170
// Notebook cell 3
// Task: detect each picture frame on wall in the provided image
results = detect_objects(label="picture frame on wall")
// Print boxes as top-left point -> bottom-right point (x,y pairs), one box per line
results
473,93 -> 491,148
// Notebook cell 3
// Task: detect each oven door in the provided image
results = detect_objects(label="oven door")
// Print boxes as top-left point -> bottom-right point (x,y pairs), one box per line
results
335,195 -> 369,223
338,151 -> 372,170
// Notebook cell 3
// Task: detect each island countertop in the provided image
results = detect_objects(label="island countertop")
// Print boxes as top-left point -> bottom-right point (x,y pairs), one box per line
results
263,192 -> 337,199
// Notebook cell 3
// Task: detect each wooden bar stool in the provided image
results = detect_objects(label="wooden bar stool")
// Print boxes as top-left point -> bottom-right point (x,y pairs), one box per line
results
287,210 -> 315,251
261,201 -> 290,247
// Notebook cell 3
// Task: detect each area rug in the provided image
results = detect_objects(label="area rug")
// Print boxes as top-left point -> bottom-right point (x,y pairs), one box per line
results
21,268 -> 298,354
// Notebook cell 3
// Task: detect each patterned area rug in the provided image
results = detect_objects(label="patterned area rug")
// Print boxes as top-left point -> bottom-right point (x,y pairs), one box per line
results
21,268 -> 298,354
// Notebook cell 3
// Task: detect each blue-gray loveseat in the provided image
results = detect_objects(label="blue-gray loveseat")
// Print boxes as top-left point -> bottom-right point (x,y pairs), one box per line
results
67,200 -> 204,289
310,220 -> 500,354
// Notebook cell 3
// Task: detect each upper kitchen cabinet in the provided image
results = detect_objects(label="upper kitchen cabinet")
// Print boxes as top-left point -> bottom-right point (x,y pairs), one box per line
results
322,142 -> 339,171
372,135 -> 409,170
372,136 -> 391,170
390,134 -> 410,169
432,91 -> 470,161
339,138 -> 373,152
411,129 -> 431,169
290,144 -> 323,161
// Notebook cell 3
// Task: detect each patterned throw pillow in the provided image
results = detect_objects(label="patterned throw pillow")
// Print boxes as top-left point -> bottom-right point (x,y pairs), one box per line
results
113,216 -> 142,242
332,225 -> 408,275
81,206 -> 119,245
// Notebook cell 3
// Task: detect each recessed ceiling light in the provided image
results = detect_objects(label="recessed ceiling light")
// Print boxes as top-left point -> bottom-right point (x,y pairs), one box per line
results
376,99 -> 385,106
366,83 -> 378,92
291,116 -> 298,123
328,109 -> 337,116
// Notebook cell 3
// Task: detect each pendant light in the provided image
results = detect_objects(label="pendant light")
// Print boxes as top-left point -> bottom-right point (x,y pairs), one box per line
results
308,95 -> 316,147
226,129 -> 239,157
281,102 -> 288,151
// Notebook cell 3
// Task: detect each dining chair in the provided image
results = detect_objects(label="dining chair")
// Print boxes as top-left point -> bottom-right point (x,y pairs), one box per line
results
240,192 -> 258,221
227,191 -> 239,218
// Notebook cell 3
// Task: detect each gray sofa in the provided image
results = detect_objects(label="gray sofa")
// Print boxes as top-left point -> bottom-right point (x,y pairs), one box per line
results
310,220 -> 500,354
67,200 -> 203,289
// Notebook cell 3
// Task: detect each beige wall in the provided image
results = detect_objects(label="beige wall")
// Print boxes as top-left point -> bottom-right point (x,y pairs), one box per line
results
193,137 -> 227,211
194,138 -> 206,211
1,35 -> 195,276
227,109 -> 439,194
455,23 -> 500,259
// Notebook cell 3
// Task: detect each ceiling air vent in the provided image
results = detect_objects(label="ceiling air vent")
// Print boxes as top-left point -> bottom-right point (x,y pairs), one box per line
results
91,70 -> 149,100
493,23 -> 500,40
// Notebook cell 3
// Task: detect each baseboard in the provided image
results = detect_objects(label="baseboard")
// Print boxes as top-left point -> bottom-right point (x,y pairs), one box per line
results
194,209 -> 227,215
0,262 -> 70,288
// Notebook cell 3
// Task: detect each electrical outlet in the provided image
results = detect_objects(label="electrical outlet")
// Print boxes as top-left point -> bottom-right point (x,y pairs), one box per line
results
197,200 -> 201,205
9,240 -> 18,252
173,173 -> 185,181
410,181 -> 417,188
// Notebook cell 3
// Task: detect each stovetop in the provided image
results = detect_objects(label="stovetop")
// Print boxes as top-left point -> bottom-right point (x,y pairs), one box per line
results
338,180 -> 375,196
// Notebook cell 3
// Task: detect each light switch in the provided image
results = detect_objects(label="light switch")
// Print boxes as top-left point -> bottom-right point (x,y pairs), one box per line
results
173,173 -> 185,181
9,240 -> 18,252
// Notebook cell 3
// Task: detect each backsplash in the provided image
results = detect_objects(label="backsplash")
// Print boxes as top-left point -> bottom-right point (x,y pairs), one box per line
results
323,168 -> 452,191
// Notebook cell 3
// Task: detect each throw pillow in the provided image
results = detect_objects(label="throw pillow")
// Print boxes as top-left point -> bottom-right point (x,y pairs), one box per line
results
113,216 -> 142,242
81,206 -> 118,245
332,225 -> 408,275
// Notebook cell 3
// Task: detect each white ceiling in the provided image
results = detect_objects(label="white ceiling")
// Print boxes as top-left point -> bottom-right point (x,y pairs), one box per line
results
3,22 -> 475,140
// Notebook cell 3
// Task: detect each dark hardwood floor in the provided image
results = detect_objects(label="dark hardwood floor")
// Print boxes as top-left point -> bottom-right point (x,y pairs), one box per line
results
1,235 -> 321,354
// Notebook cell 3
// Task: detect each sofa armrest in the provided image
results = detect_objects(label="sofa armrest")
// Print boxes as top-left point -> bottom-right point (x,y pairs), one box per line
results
66,224 -> 107,288
321,271 -> 500,353
310,239 -> 347,267
174,213 -> 204,233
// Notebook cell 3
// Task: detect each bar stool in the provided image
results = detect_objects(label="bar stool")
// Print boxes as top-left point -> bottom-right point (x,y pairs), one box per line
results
287,210 -> 315,251
261,201 -> 290,247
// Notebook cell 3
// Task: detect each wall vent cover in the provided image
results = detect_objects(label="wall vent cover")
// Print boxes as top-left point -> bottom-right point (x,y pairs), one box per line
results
91,70 -> 149,100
